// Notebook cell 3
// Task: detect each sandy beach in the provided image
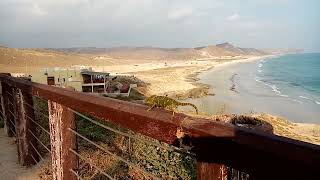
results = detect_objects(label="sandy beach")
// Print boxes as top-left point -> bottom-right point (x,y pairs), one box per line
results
1,49 -> 319,145
90,56 -> 267,98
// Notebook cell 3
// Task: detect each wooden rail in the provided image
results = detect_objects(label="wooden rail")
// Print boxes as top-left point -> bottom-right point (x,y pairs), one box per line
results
1,74 -> 320,180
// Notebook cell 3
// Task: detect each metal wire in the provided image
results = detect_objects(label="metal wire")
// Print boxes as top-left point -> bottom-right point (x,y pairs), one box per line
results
0,110 -> 4,117
6,91 -> 13,97
8,101 -> 14,107
69,169 -> 85,180
28,129 -> 51,153
25,114 -> 50,135
33,95 -> 48,103
7,118 -> 17,137
8,110 -> 16,118
0,113 -> 4,121
72,110 -> 193,156
30,154 -> 38,164
29,141 -> 45,161
32,95 -> 50,112
69,148 -> 115,180
0,110 -> 5,119
23,101 -> 49,119
69,128 -> 160,180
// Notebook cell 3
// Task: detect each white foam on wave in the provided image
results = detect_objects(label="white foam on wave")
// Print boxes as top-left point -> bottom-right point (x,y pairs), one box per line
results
299,95 -> 312,100
258,69 -> 263,73
254,77 -> 262,83
270,84 -> 281,95
254,76 -> 290,98
299,96 -> 320,105
258,63 -> 263,68
291,99 -> 303,104
280,94 -> 289,97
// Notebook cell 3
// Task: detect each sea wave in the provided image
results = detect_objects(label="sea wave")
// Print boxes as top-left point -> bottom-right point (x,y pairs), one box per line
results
270,84 -> 281,94
255,76 -> 288,97
291,99 -> 303,104
299,96 -> 312,100
299,96 -> 320,105
279,94 -> 289,97
254,76 -> 296,100
258,63 -> 263,68
254,75 -> 319,105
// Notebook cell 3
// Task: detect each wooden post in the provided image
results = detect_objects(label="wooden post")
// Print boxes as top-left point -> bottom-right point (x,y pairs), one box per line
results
48,87 -> 78,180
0,83 -> 6,124
13,88 -> 40,166
104,75 -> 106,93
1,81 -> 15,137
91,75 -> 93,93
197,162 -> 228,180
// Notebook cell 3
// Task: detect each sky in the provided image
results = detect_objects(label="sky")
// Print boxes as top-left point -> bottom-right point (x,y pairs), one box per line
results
0,0 -> 319,51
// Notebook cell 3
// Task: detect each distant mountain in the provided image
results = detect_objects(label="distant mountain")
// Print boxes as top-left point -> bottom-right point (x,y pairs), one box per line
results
262,48 -> 304,55
216,42 -> 268,56
46,42 -> 271,60
216,42 -> 245,54
197,45 -> 239,57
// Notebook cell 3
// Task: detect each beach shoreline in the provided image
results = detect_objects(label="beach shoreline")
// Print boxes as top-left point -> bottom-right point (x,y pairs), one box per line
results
168,56 -> 270,99
2,52 -> 319,145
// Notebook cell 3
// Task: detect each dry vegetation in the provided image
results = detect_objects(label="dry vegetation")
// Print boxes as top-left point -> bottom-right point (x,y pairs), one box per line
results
253,114 -> 320,145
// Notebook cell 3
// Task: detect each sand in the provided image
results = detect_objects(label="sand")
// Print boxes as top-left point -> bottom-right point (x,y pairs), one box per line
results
89,56 -> 266,97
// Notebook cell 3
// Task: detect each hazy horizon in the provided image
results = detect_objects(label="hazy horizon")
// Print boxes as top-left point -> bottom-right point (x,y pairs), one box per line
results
0,0 -> 319,52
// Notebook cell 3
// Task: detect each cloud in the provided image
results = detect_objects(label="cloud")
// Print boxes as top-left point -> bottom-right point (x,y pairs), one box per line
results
226,13 -> 240,21
31,3 -> 47,16
0,0 -> 318,51
167,7 -> 194,21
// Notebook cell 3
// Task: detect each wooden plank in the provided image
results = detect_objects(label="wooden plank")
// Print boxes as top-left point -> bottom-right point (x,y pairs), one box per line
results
48,96 -> 77,180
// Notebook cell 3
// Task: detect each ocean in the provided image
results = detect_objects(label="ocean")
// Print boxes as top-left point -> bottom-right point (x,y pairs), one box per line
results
256,53 -> 320,107
189,53 -> 320,123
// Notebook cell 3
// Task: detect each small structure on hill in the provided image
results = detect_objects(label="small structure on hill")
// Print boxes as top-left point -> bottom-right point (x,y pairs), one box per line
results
31,67 -> 137,97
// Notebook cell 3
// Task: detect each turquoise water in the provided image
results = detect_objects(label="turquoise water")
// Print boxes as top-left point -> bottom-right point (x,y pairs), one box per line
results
189,53 -> 320,123
256,53 -> 320,106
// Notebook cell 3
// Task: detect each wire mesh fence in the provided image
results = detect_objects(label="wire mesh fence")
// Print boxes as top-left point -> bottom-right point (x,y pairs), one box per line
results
11,93 -> 196,179
1,75 -> 319,180
1,85 -> 248,180
71,110 -> 196,179
5,91 -> 17,136
0,84 -> 252,180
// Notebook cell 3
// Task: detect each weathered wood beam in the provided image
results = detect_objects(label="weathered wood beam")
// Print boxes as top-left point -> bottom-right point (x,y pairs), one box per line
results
1,81 -> 15,137
13,87 -> 40,166
48,90 -> 77,180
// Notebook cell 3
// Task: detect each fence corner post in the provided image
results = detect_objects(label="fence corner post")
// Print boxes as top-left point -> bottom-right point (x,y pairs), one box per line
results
14,87 -> 40,166
48,87 -> 78,180
197,162 -> 228,180
1,81 -> 15,137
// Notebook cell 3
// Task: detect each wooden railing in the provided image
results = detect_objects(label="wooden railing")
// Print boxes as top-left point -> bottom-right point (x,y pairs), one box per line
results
0,73 -> 319,180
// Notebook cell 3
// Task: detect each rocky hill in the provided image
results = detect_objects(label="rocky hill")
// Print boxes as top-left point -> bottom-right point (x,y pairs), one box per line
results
46,42 -> 271,60
216,42 -> 268,56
